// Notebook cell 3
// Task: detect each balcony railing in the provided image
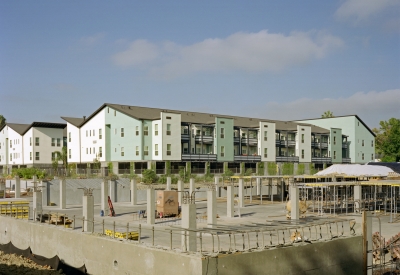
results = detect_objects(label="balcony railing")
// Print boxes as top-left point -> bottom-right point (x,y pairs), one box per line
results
276,156 -> 299,162
181,134 -> 190,141
194,136 -> 214,144
234,155 -> 261,162
241,138 -> 258,146
311,157 -> 332,163
311,142 -> 328,149
342,158 -> 351,164
181,154 -> 217,161
342,144 -> 348,149
234,137 -> 240,143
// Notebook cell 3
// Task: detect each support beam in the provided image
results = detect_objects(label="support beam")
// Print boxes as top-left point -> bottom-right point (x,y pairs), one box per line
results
214,177 -> 221,197
354,185 -> 362,213
147,188 -> 155,225
59,179 -> 66,209
189,178 -> 195,196
207,189 -> 217,227
109,180 -> 116,202
227,185 -> 234,218
130,179 -> 137,205
238,178 -> 245,208
178,180 -> 184,206
256,178 -> 261,196
83,194 -> 94,232
166,177 -> 171,191
15,176 -> 20,198
41,181 -> 48,207
101,180 -> 109,215
362,211 -> 373,275
290,184 -> 299,220
181,203 -> 197,252
33,191 -> 42,213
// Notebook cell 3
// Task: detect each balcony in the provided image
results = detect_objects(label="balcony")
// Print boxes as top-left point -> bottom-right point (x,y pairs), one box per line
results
342,143 -> 348,149
234,137 -> 240,144
241,138 -> 258,146
311,157 -> 332,163
181,154 -> 217,161
342,158 -> 351,164
234,155 -> 261,162
195,136 -> 214,144
181,134 -> 190,141
276,156 -> 299,162
311,142 -> 328,149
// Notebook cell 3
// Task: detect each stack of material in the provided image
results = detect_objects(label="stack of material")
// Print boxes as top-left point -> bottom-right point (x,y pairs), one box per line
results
46,213 -> 72,226
315,164 -> 393,177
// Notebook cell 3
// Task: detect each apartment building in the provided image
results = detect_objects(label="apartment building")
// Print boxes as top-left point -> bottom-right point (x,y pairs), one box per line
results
0,122 -> 67,174
62,104 -> 361,174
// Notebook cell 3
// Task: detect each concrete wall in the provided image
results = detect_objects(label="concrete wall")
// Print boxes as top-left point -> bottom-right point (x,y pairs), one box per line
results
0,216 -> 362,275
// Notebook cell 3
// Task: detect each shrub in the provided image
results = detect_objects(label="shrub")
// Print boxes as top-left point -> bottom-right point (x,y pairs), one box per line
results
142,169 -> 158,184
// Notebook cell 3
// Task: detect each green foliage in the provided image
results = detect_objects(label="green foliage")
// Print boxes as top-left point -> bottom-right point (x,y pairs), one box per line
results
107,162 -> 113,172
297,163 -> 305,175
310,164 -> 318,175
205,162 -> 211,175
267,162 -> 277,176
373,118 -> 400,162
240,163 -> 245,175
150,162 -> 156,171
222,168 -> 234,181
281,163 -> 294,175
12,167 -> 46,179
0,115 -> 5,127
178,167 -> 190,183
257,162 -> 264,176
142,169 -> 158,184
165,161 -> 171,175
321,111 -> 334,118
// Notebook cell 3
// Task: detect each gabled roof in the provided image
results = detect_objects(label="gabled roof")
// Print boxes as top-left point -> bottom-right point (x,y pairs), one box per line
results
0,123 -> 31,135
76,103 -> 330,133
61,117 -> 85,127
296,115 -> 375,137
21,122 -> 66,135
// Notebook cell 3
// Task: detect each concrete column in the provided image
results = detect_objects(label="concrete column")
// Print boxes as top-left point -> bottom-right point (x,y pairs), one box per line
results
264,162 -> 268,176
304,163 -> 310,175
256,178 -> 261,196
294,163 -> 299,176
109,180 -> 116,202
178,180 -> 184,206
15,176 -> 20,198
227,185 -> 234,218
354,185 -> 362,213
181,203 -> 197,252
363,211 -> 373,275
238,178 -> 245,208
207,190 -> 216,227
130,179 -> 137,205
83,195 -> 94,232
101,180 -> 109,215
33,191 -> 42,213
41,181 -> 48,207
147,188 -> 155,225
189,178 -> 195,196
166,177 -> 171,191
59,179 -> 66,209
290,185 -> 299,220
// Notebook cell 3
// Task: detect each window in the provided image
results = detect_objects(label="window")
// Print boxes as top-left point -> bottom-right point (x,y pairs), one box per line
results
93,147 -> 95,154
136,126 -> 139,136
220,146 -> 225,157
98,128 -> 102,139
264,148 -> 268,158
68,149 -> 71,159
35,152 -> 40,161
90,130 -> 91,137
51,138 -> 55,146
144,146 -> 149,156
114,110 -> 116,116
301,149 -> 304,159
52,152 -> 56,161
264,131 -> 268,141
90,148 -> 91,154
155,144 -> 158,156
35,137 -> 39,146
30,152 -> 32,161
68,132 -> 71,142
114,128 -> 117,135
136,146 -> 139,156
57,138 -> 61,147
167,144 -> 171,156
121,128 -> 124,137
371,140 -> 373,147
86,148 -> 88,154
121,147 -> 124,156
166,116 -> 171,119
10,154 -> 12,161
333,136 -> 336,145
220,121 -> 225,124
333,151 -> 336,160
144,126 -> 149,136
362,153 -> 364,160
155,124 -> 158,136
371,154 -> 374,160
362,140 -> 364,146
99,147 -> 102,157
166,124 -> 171,135
301,134 -> 304,143
10,141 -> 12,148
30,137 -> 32,146
220,128 -> 224,138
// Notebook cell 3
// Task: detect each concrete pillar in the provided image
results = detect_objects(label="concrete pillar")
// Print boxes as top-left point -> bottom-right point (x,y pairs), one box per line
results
41,181 -> 48,207
83,194 -> 94,232
214,177 -> 221,197
363,211 -> 373,275
189,178 -> 195,196
178,180 -> 184,206
238,178 -> 245,208
227,185 -> 234,218
181,203 -> 197,252
166,177 -> 171,191
294,163 -> 299,176
354,185 -> 362,213
15,176 -> 20,198
147,188 -> 155,225
290,185 -> 299,220
101,180 -> 109,215
130,178 -> 137,205
304,163 -> 310,175
33,191 -> 42,213
59,179 -> 66,209
207,190 -> 216,227
109,180 -> 116,202
264,162 -> 268,176
256,178 -> 261,196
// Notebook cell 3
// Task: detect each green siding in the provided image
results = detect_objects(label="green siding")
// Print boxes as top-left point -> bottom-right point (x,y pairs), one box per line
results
330,128 -> 342,163
143,120 -> 152,160
215,117 -> 234,162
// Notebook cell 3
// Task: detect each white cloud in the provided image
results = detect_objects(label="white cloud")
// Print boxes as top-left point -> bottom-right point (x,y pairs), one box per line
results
335,0 -> 400,22
111,30 -> 344,78
79,33 -> 106,46
255,89 -> 400,128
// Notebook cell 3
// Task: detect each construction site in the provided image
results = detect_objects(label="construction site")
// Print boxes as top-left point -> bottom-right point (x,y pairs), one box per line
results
0,164 -> 399,275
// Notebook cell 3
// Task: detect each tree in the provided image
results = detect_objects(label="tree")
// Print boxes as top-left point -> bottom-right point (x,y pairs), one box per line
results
0,115 -> 6,127
321,111 -> 334,118
373,118 -> 400,162
54,146 -> 68,169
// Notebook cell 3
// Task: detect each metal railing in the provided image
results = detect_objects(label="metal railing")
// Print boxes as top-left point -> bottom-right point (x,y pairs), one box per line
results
234,155 -> 261,162
276,156 -> 299,162
311,157 -> 332,163
181,154 -> 217,161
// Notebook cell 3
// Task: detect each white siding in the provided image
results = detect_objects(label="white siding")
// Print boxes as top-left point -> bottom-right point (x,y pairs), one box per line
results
67,122 -> 81,163
80,109 -> 106,163
152,120 -> 162,160
32,127 -> 64,165
296,125 -> 311,163
161,112 -> 181,160
23,128 -> 33,165
259,122 -> 276,161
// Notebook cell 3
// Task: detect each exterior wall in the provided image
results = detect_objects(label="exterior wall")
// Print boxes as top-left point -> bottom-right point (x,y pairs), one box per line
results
330,128 -> 342,163
215,117 -> 234,161
143,120 -> 153,161
296,125 -> 311,163
0,127 -> 23,166
152,120 -> 162,160
161,112 -> 181,160
0,126 -> 8,166
81,109 -> 106,163
299,116 -> 375,163
31,127 -> 64,166
259,121 -> 276,162
22,128 -> 33,165
66,122 -> 81,163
